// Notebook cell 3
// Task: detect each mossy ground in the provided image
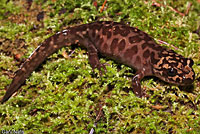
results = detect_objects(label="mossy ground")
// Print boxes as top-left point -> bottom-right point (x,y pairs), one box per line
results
0,0 -> 200,133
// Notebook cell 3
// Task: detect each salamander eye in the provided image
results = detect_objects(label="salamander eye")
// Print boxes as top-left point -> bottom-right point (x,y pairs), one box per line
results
167,68 -> 177,77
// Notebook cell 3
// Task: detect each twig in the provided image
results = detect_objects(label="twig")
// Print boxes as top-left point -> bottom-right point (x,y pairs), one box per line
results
185,2 -> 192,15
167,5 -> 185,16
100,0 -> 107,13
89,103 -> 104,134
68,49 -> 75,57
149,0 -> 190,16
89,123 -> 96,134
157,39 -> 178,50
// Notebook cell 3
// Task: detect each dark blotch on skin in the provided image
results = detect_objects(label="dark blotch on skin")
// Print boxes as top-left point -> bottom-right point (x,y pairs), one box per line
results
120,26 -> 130,37
176,77 -> 180,83
148,43 -> 163,51
107,31 -> 112,39
131,45 -> 138,54
170,62 -> 178,67
90,23 -> 102,31
189,59 -> 194,67
129,36 -> 142,44
150,52 -> 159,64
78,25 -> 87,32
124,45 -> 138,59
162,58 -> 169,65
102,26 -> 112,34
102,25 -> 112,39
113,26 -> 121,35
143,33 -> 153,41
96,24 -> 102,31
153,45 -> 163,51
142,43 -> 148,49
163,70 -> 170,78
148,43 -> 155,49
143,49 -> 150,59
182,58 -> 188,66
110,38 -> 119,52
118,39 -> 126,51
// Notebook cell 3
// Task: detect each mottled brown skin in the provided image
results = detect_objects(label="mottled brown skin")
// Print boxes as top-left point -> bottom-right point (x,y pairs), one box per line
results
1,21 -> 195,103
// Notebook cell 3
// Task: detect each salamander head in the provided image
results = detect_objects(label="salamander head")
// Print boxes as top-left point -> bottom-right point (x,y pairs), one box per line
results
151,49 -> 195,85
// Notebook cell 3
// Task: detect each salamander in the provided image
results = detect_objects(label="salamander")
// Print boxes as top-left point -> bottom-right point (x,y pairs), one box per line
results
1,21 -> 195,103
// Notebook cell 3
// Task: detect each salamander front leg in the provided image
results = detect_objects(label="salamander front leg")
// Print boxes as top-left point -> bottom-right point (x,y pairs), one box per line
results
132,70 -> 145,97
87,43 -> 106,75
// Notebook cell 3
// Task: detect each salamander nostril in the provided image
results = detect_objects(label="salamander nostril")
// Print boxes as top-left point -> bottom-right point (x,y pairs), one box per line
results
182,75 -> 194,85
182,76 -> 186,81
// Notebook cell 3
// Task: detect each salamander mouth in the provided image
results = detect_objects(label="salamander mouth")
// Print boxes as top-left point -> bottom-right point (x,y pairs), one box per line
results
180,76 -> 195,86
